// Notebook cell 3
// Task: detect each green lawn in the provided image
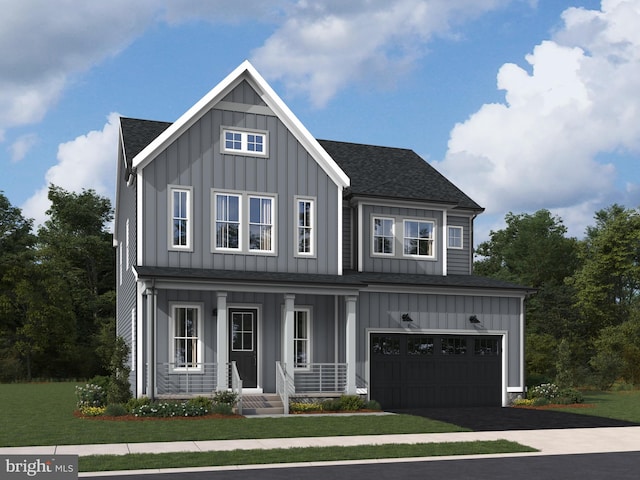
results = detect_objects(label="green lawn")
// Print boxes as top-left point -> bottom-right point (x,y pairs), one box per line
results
80,440 -> 535,472
0,383 -> 465,447
548,390 -> 640,423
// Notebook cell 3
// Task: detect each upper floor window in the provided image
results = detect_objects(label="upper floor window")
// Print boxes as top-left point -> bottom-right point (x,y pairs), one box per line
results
448,226 -> 463,249
403,220 -> 434,257
213,190 -> 276,254
249,196 -> 274,252
296,198 -> 315,256
215,193 -> 241,250
170,303 -> 203,372
169,186 -> 192,250
373,217 -> 394,255
222,128 -> 268,157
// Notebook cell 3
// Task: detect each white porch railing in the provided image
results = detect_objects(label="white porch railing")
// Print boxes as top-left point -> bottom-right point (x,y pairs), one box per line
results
276,361 -> 294,415
229,361 -> 243,415
293,363 -> 348,393
155,363 -> 217,395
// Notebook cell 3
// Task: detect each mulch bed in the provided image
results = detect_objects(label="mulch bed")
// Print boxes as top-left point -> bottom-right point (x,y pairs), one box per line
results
73,411 -> 242,421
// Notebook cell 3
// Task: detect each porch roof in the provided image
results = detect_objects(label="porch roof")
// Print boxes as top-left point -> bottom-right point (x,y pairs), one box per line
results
134,266 -> 533,295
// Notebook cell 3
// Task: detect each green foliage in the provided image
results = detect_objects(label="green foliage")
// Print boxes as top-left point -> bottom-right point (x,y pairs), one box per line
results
527,382 -> 584,405
591,315 -> 640,388
364,399 -> 382,411
212,403 -> 234,415
104,404 -> 128,417
321,398 -> 341,411
106,336 -> 131,405
131,399 -> 213,418
290,401 -> 323,413
213,391 -> 238,406
339,395 -> 365,411
187,396 -> 213,411
126,396 -> 151,413
75,383 -> 106,409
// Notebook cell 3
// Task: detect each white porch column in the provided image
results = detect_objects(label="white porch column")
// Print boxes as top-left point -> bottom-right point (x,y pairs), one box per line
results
345,295 -> 358,394
282,294 -> 296,374
145,286 -> 157,400
216,292 -> 228,391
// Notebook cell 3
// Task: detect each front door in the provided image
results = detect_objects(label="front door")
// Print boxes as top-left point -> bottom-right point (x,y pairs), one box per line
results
229,308 -> 258,388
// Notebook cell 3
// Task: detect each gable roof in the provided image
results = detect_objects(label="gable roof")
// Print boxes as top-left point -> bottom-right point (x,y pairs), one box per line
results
318,139 -> 483,211
118,118 -> 483,210
129,60 -> 349,189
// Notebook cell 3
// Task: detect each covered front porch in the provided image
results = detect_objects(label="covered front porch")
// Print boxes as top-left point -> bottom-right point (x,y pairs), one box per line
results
135,268 -> 363,414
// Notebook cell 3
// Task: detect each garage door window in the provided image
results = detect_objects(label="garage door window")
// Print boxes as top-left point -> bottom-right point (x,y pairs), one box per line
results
408,337 -> 434,355
441,338 -> 467,355
372,336 -> 400,355
475,338 -> 500,355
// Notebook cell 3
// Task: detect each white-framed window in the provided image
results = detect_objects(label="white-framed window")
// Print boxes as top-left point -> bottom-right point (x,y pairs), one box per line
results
294,308 -> 311,369
169,186 -> 192,250
222,128 -> 268,157
212,190 -> 276,254
169,303 -> 203,372
372,217 -> 394,255
215,192 -> 241,250
448,225 -> 464,249
249,195 -> 274,252
403,219 -> 435,257
295,197 -> 315,256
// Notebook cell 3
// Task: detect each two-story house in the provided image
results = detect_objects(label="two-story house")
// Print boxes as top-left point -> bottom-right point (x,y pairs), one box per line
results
114,61 -> 531,412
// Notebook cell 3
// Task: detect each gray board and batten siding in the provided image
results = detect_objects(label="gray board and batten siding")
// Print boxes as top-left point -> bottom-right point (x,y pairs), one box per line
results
140,100 -> 341,275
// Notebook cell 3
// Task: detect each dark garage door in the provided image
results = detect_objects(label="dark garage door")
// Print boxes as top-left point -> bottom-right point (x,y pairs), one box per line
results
370,334 -> 502,409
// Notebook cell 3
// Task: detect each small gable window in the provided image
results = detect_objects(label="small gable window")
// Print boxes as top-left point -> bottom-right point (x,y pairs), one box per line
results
296,197 -> 315,257
222,128 -> 268,157
169,186 -> 193,251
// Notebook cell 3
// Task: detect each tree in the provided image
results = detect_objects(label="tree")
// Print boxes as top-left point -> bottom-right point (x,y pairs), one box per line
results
0,192 -> 36,380
35,186 -> 116,378
475,210 -> 581,383
570,204 -> 640,337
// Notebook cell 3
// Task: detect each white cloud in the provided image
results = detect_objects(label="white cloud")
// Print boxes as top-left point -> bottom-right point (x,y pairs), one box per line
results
435,0 -> 640,232
251,0 -> 511,107
10,133 -> 39,163
21,113 -> 120,229
0,0 -> 157,136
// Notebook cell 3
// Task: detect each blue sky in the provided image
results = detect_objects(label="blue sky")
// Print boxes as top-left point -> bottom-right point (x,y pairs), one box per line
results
1,0 -> 638,245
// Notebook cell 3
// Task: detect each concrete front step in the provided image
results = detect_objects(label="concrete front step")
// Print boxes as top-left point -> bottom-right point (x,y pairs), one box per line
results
241,394 -> 285,415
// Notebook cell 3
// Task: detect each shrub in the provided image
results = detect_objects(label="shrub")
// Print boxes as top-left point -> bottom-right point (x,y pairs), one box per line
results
321,398 -> 341,411
107,337 -> 132,405
104,403 -> 128,417
131,399 -> 214,418
126,396 -> 151,413
528,383 -> 560,401
339,395 -> 365,411
87,375 -> 110,391
290,401 -> 322,413
213,391 -> 238,406
556,388 -> 584,405
80,406 -> 106,417
186,396 -> 213,414
364,399 -> 381,411
512,398 -> 535,407
76,383 -> 106,409
212,402 -> 233,415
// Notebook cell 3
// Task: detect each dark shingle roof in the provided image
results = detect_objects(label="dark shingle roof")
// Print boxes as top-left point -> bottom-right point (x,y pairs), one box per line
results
120,117 -> 171,163
119,117 -> 481,209
134,266 -> 533,294
318,139 -> 483,211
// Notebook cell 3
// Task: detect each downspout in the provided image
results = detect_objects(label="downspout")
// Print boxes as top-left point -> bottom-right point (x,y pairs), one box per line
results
147,280 -> 156,401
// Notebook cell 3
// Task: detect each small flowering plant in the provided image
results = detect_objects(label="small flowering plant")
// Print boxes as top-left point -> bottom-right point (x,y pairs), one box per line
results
76,383 -> 106,410
529,383 -> 560,401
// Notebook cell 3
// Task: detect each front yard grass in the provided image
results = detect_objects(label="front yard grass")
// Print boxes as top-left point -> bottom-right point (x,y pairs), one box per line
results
0,383 -> 466,447
547,390 -> 640,423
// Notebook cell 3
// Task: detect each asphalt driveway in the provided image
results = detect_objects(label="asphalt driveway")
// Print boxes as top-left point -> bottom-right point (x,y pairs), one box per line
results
392,406 -> 640,431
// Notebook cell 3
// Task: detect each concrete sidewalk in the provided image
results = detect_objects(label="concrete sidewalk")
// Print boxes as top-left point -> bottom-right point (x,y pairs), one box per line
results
3,426 -> 640,459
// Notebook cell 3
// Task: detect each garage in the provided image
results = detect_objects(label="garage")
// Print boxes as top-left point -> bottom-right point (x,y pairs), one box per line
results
370,333 -> 502,409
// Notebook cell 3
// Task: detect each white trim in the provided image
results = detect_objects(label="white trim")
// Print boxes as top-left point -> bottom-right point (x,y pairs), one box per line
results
447,225 -> 464,250
168,302 -> 204,373
442,210 -> 448,276
220,126 -> 269,158
293,306 -> 313,371
228,303 -> 263,391
136,284 -> 144,397
402,218 -> 436,259
371,215 -> 395,257
125,219 -> 130,270
168,186 -> 193,252
365,328 -> 509,407
338,189 -> 344,275
136,170 -> 143,269
132,60 -> 349,190
131,307 -> 136,373
294,196 -> 316,258
357,203 -> 364,272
